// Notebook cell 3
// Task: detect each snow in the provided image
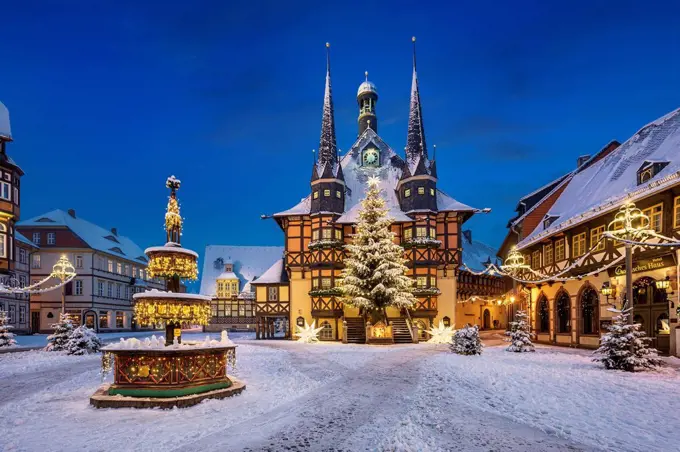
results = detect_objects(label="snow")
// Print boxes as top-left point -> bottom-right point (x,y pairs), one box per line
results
144,245 -> 198,258
461,233 -> 499,272
132,289 -> 212,301
0,101 -> 11,139
18,209 -> 149,264
15,231 -> 38,248
275,127 -> 477,222
199,245 -> 284,296
250,258 -> 287,285
3,341 -> 678,451
103,334 -> 233,351
519,107 -> 680,249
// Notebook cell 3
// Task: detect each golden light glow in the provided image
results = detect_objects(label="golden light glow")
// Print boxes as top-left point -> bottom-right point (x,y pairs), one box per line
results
500,246 -> 531,273
133,299 -> 211,326
165,196 -> 182,234
146,253 -> 198,280
607,201 -> 653,239
51,255 -> 77,282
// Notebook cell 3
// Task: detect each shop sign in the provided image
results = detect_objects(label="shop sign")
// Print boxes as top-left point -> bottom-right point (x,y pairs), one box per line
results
607,255 -> 676,277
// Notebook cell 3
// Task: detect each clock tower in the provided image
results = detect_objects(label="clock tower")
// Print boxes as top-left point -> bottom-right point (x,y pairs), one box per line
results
357,72 -> 378,136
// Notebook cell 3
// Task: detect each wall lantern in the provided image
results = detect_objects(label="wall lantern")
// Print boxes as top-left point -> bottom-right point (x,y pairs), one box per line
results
655,276 -> 671,291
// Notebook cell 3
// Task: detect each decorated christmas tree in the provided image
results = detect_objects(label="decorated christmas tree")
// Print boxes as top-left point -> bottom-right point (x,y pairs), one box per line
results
66,325 -> 103,355
341,177 -> 416,321
45,313 -> 74,352
0,310 -> 17,348
451,324 -> 483,355
593,307 -> 662,372
505,310 -> 535,352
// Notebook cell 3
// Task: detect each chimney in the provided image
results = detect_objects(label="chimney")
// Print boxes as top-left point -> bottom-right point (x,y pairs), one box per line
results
576,155 -> 591,168
67,209 -> 76,218
462,230 -> 472,244
224,263 -> 233,272
111,227 -> 118,236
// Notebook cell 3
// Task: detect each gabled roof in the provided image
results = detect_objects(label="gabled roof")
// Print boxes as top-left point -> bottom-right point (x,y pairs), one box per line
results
460,231 -> 500,272
199,245 -> 284,296
519,107 -> 680,249
275,128 -> 476,222
18,209 -> 148,263
15,231 -> 38,248
251,259 -> 289,285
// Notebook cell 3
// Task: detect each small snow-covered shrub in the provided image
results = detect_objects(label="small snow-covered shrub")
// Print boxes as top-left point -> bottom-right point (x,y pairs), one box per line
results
505,310 -> 535,352
66,325 -> 103,355
593,307 -> 662,372
0,310 -> 17,347
45,313 -> 74,352
451,324 -> 482,355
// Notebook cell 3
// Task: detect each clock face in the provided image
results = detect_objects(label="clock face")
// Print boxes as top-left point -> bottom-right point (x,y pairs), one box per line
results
363,148 -> 379,166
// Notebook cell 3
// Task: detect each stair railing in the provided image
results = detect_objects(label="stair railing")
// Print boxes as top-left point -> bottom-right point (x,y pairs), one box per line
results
403,308 -> 418,343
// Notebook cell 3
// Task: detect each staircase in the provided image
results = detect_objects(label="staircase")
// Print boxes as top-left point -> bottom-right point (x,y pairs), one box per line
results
344,317 -> 366,344
391,317 -> 413,344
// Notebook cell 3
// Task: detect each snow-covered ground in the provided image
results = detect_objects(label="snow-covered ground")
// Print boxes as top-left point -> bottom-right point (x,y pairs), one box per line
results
1,340 -> 678,452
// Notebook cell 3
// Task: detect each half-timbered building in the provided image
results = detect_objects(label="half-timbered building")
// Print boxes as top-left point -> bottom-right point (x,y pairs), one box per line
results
504,108 -> 680,356
258,42 -> 504,342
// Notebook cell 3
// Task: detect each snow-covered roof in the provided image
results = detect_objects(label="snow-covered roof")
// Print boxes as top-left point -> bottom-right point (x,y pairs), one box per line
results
274,128 -> 476,222
145,245 -> 198,258
0,101 -> 11,140
199,245 -> 285,296
15,231 -> 38,248
132,289 -> 212,302
18,209 -> 149,263
251,259 -> 289,285
217,271 -> 238,280
518,107 -> 680,249
461,231 -> 500,272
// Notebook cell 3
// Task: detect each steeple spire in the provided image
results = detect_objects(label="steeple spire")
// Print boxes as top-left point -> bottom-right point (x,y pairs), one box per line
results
317,42 -> 338,168
405,36 -> 427,163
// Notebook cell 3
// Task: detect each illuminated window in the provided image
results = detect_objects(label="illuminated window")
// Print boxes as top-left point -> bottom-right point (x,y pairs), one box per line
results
555,239 -> 565,261
532,250 -> 541,269
416,227 -> 427,238
590,225 -> 605,252
322,229 -> 332,239
312,230 -> 319,241
642,203 -> 663,233
404,228 -> 412,240
335,229 -> 342,240
0,223 -> 6,258
430,188 -> 435,196
416,276 -> 427,288
323,189 -> 330,197
418,187 -> 425,195
674,196 -> 680,228
430,275 -> 437,287
336,190 -> 341,199
99,312 -> 108,329
116,312 -> 124,328
544,243 -> 553,265
108,259 -> 113,273
313,191 -> 319,199
572,233 -> 586,257
321,278 -> 332,289
429,228 -> 436,239
404,188 -> 411,198
312,279 -> 319,289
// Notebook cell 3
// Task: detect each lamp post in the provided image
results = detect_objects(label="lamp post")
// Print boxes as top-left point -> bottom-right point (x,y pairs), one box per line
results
51,255 -> 77,317
600,282 -> 617,306
606,202 -> 653,328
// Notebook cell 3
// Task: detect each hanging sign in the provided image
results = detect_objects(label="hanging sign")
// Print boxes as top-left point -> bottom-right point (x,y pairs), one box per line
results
607,254 -> 675,277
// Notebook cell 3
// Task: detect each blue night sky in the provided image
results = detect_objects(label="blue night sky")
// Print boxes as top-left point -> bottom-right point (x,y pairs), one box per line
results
2,1 -> 679,269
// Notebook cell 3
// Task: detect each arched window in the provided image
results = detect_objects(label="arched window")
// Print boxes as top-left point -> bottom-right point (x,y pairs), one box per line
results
555,291 -> 571,333
319,321 -> 333,340
0,222 -> 7,258
538,295 -> 549,333
580,287 -> 599,335
633,277 -> 667,305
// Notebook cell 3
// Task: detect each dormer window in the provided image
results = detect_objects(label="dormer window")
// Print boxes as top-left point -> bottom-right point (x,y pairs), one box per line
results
637,161 -> 669,185
543,215 -> 559,230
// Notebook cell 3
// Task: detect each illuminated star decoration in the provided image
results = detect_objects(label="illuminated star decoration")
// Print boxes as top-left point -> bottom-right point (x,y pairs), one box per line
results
426,320 -> 456,344
294,321 -> 324,343
367,176 -> 381,188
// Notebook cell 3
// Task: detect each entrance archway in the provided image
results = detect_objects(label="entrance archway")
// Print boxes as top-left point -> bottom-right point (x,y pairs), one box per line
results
483,309 -> 491,330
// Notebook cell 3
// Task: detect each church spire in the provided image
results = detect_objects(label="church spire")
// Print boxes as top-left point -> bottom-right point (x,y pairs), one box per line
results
405,36 -> 427,163
317,42 -> 338,169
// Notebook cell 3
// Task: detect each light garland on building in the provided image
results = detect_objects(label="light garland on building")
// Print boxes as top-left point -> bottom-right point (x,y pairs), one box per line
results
0,254 -> 77,294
